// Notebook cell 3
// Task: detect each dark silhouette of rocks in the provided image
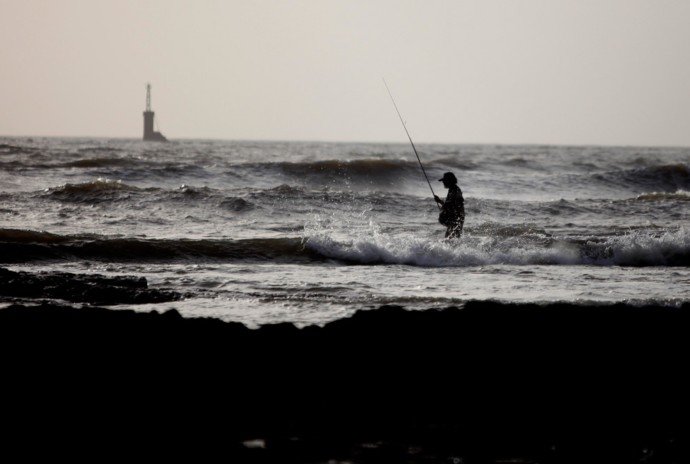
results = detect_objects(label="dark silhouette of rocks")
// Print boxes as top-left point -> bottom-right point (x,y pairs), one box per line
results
0,267 -> 179,304
1,300 -> 688,462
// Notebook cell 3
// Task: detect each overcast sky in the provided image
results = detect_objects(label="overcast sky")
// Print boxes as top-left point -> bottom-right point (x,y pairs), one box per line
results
2,0 -> 689,145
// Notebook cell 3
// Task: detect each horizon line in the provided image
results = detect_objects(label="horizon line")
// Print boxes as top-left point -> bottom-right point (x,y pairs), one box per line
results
1,133 -> 689,150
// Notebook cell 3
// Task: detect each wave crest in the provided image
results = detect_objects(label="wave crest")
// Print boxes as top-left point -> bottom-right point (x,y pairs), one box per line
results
304,228 -> 690,267
251,159 -> 420,186
45,179 -> 139,202
0,230 -> 315,263
635,190 -> 690,202
0,228 -> 68,244
61,157 -> 132,168
597,163 -> 690,192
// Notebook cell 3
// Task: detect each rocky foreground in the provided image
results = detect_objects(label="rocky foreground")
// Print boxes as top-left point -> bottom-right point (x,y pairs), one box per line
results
1,290 -> 689,463
0,266 -> 180,304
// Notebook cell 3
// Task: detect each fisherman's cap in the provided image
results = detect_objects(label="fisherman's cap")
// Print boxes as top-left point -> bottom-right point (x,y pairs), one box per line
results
439,172 -> 457,183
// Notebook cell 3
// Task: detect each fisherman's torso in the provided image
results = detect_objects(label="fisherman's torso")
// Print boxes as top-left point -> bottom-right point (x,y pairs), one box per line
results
444,185 -> 464,218
438,184 -> 464,228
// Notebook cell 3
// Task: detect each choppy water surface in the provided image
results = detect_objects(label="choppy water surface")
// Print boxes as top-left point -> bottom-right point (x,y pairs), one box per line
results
1,138 -> 688,325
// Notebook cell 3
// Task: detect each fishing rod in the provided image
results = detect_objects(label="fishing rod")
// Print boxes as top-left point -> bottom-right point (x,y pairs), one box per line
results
383,79 -> 440,210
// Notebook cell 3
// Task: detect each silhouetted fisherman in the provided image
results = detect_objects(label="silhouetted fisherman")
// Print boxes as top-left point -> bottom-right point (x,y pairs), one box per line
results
434,172 -> 465,239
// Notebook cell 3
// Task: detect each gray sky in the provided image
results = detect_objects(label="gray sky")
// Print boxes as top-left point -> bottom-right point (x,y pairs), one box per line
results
2,0 -> 689,145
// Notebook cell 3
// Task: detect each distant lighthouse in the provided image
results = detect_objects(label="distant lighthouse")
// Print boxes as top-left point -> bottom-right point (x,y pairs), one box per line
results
143,83 -> 168,142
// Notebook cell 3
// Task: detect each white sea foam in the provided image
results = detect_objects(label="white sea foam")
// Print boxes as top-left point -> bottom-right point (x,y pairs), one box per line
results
304,225 -> 689,267
635,189 -> 690,201
584,227 -> 690,266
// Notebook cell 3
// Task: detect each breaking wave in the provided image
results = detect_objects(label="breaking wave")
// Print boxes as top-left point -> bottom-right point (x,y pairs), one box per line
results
2,227 -> 687,267
303,227 -> 690,267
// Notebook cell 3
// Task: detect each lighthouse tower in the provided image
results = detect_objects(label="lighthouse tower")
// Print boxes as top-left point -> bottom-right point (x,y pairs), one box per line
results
143,83 -> 168,142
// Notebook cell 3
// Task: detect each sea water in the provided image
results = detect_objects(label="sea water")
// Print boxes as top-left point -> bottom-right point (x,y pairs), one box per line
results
1,138 -> 688,326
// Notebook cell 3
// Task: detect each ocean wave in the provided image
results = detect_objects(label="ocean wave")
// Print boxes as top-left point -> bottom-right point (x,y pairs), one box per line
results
36,180 -> 421,208
1,226 -> 688,267
0,230 -> 316,263
60,157 -> 133,168
0,155 -> 207,178
634,190 -> 690,202
76,146 -> 123,154
0,143 -> 30,155
219,197 -> 255,212
165,186 -> 257,211
577,229 -> 690,266
235,159 -> 690,194
303,228 -> 690,267
176,185 -> 214,197
0,228 -> 69,244
238,158 -> 420,185
44,182 -> 223,203
279,158 -> 414,175
468,222 -> 552,238
250,183 -> 422,204
595,163 -> 690,192
23,176 -> 690,224
37,181 -> 260,210
431,157 -> 480,170
44,179 -> 140,203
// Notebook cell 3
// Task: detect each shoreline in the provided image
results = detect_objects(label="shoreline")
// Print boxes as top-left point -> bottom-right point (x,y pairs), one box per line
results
2,296 -> 689,462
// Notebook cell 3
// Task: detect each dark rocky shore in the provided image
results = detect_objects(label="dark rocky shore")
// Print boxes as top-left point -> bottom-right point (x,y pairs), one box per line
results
1,267 -> 688,462
0,267 -> 180,305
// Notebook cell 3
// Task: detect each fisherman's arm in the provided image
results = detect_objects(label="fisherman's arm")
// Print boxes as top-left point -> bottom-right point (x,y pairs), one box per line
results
434,195 -> 444,205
